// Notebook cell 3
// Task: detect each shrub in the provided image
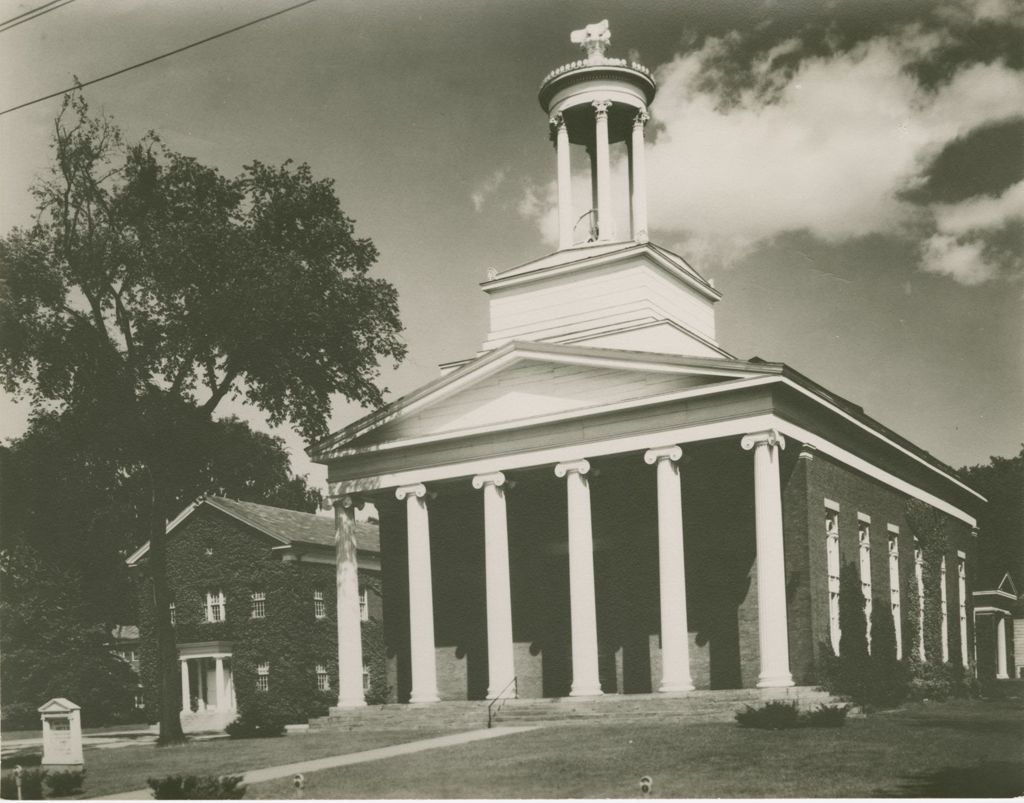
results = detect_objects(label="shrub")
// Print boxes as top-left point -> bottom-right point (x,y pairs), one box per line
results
44,769 -> 85,797
147,774 -> 245,799
802,704 -> 850,728
907,660 -> 979,701
225,709 -> 286,739
1,768 -> 47,800
735,700 -> 801,729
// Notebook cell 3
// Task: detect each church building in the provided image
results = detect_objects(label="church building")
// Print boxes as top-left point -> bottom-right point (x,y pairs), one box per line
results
309,22 -> 983,709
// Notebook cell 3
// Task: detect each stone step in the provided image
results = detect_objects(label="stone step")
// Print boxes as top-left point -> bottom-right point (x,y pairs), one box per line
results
309,687 -> 847,730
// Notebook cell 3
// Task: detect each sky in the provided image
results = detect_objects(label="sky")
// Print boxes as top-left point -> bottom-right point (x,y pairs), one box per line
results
1,0 -> 1022,494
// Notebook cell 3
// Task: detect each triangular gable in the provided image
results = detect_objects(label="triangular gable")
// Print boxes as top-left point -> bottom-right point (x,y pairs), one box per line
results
310,340 -> 778,459
999,572 -> 1018,596
38,698 -> 79,713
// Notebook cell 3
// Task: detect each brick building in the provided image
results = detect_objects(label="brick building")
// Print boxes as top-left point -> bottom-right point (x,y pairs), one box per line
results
127,496 -> 381,729
307,22 -> 983,711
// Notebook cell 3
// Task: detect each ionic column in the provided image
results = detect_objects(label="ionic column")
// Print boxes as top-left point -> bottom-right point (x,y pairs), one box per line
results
593,100 -> 613,241
335,495 -> 367,707
741,429 -> 794,688
555,459 -> 602,696
997,617 -> 1009,679
551,113 -> 574,250
214,657 -> 225,712
644,446 -> 694,692
397,483 -> 439,703
180,658 -> 190,713
473,472 -> 516,699
630,110 -> 650,242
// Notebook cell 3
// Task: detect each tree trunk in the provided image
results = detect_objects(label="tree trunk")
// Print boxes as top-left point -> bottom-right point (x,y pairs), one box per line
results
145,467 -> 186,745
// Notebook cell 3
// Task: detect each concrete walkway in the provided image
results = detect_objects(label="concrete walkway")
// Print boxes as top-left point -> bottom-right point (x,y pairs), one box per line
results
97,725 -> 540,799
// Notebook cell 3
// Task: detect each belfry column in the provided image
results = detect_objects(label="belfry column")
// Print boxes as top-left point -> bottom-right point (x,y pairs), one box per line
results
397,483 -> 440,703
630,110 -> 650,242
180,659 -> 190,712
335,495 -> 366,707
593,100 -> 613,241
473,472 -> 516,698
555,459 -> 602,696
644,446 -> 694,692
552,114 -> 573,250
741,430 -> 794,688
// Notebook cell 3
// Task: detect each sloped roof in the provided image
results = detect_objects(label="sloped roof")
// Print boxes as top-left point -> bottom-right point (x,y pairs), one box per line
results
110,625 -> 140,642
206,496 -> 378,552
125,496 -> 379,567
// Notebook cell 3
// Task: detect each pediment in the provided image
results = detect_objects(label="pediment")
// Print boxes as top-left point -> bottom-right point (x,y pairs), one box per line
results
998,572 -> 1018,596
314,342 -> 776,458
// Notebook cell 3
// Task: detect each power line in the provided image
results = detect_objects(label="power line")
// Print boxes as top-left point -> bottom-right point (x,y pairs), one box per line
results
0,0 -> 74,33
0,0 -> 67,29
0,0 -> 321,117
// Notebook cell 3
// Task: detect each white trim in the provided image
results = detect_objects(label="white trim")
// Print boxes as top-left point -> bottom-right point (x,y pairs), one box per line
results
973,589 -> 1017,601
482,242 -> 722,302
957,549 -> 966,559
973,605 -> 1013,616
887,523 -> 900,534
824,498 -> 840,512
773,420 -> 977,527
325,375 -> 777,458
857,512 -> 872,523
779,377 -> 983,501
329,414 -> 775,495
328,413 -> 977,528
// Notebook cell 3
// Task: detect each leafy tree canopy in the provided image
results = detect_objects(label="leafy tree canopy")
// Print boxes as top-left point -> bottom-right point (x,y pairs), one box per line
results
959,445 -> 1024,586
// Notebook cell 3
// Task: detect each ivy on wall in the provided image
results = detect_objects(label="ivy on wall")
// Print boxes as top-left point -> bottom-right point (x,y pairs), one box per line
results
905,500 -> 950,666
135,508 -> 387,724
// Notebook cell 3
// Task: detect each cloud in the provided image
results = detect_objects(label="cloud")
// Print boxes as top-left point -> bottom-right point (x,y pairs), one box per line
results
471,169 -> 507,213
519,23 -> 1024,282
920,180 -> 1024,284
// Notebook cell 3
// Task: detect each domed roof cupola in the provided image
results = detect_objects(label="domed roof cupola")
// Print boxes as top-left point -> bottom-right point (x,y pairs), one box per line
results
538,21 -> 657,247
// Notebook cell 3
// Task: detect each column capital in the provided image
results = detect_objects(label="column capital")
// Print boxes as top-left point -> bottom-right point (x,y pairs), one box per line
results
644,445 -> 682,465
395,483 -> 428,501
472,471 -> 507,490
592,99 -> 612,118
549,111 -> 565,130
633,109 -> 650,128
741,429 -> 786,452
332,494 -> 365,511
555,459 -> 591,478
797,443 -> 816,461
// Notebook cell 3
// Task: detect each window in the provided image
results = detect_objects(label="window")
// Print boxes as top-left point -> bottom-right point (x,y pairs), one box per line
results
169,601 -> 176,626
957,552 -> 969,668
316,664 -> 330,691
888,525 -> 902,660
133,692 -> 145,710
256,662 -> 270,692
858,515 -> 872,652
914,536 -> 925,660
359,588 -> 369,622
362,664 -> 370,693
940,555 -> 949,662
251,591 -> 266,619
825,505 -> 841,654
206,590 -> 226,623
314,589 -> 326,619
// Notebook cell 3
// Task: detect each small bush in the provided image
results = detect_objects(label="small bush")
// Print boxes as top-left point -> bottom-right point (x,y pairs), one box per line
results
44,769 -> 85,797
147,774 -> 245,799
1,768 -> 47,800
735,700 -> 801,729
225,710 -> 286,739
907,660 -> 979,701
802,704 -> 850,728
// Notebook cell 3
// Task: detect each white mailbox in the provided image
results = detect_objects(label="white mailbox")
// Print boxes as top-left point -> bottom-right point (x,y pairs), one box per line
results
38,698 -> 84,770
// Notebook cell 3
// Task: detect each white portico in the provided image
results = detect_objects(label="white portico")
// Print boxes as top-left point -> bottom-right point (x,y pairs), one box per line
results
312,22 -> 980,708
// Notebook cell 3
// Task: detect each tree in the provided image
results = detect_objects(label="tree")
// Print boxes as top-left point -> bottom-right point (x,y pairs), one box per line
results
0,93 -> 405,742
960,445 -> 1024,585
0,546 -> 137,728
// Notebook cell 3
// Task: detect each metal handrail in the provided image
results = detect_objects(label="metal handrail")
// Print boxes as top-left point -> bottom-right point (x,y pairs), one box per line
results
486,676 -> 518,728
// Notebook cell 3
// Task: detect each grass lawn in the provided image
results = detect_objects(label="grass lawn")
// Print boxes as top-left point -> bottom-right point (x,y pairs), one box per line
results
244,698 -> 1024,799
0,729 -> 444,798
